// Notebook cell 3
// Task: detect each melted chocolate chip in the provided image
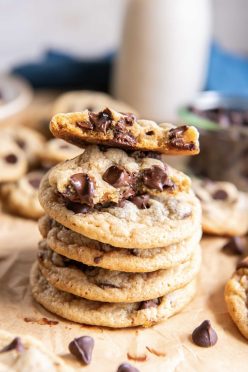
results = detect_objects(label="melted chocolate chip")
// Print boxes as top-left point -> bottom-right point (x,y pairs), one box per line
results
236,256 -> 248,270
4,154 -> 18,164
77,120 -> 94,130
168,125 -> 196,150
28,177 -> 41,189
66,201 -> 90,214
69,173 -> 95,206
0,337 -> 24,353
142,165 -> 174,191
212,189 -> 228,200
117,362 -> 140,372
103,165 -> 132,188
15,138 -> 26,149
138,297 -> 162,310
131,151 -> 161,160
94,256 -> 103,264
129,194 -> 150,209
89,108 -> 113,134
68,336 -> 94,365
222,237 -> 245,255
114,127 -> 137,147
192,320 -> 218,347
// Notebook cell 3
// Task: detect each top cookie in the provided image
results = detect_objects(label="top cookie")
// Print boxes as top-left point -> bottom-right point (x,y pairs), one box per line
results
50,108 -> 199,155
53,90 -> 139,116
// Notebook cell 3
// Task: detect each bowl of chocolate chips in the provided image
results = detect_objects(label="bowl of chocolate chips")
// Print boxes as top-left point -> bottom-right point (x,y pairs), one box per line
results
178,91 -> 248,191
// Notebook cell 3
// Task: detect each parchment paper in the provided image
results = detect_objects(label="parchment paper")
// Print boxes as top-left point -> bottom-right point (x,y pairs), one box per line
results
0,212 -> 247,372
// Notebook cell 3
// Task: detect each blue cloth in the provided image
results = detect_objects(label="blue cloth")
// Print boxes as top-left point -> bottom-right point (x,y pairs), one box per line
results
12,50 -> 114,91
206,42 -> 248,96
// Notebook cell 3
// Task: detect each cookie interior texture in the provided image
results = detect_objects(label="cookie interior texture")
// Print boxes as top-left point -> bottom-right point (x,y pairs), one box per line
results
50,108 -> 199,155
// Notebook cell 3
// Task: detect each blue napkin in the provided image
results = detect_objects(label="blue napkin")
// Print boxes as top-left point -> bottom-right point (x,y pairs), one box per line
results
206,42 -> 248,96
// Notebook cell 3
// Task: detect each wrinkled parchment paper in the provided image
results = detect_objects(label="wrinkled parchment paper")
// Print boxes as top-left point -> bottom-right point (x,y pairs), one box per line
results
0,213 -> 247,372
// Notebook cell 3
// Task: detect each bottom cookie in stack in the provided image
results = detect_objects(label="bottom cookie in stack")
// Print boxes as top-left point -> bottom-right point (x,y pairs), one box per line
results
31,263 -> 197,328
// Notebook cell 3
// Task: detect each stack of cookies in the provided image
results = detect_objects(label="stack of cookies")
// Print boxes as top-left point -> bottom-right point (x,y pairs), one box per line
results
31,108 -> 202,328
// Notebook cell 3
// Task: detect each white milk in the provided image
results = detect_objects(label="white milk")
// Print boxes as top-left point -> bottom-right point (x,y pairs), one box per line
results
112,0 -> 212,121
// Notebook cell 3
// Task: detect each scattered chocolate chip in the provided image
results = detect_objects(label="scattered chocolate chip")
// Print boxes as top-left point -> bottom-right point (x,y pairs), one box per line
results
68,336 -> 94,365
103,165 -> 132,188
94,256 -> 103,264
145,130 -> 154,136
66,201 -> 90,214
4,153 -> 18,164
142,165 -> 174,191
89,108 -> 113,133
114,128 -> 137,147
192,320 -> 218,347
69,173 -> 95,206
119,112 -> 136,126
117,362 -> 140,372
169,125 -> 189,137
28,177 -> 41,189
212,189 -> 228,200
130,151 -> 162,160
15,138 -> 26,149
236,256 -> 248,270
138,297 -> 162,310
0,337 -> 24,353
222,237 -> 245,255
129,194 -> 150,209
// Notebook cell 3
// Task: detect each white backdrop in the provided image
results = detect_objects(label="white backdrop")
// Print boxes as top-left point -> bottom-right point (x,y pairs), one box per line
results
0,0 -> 247,73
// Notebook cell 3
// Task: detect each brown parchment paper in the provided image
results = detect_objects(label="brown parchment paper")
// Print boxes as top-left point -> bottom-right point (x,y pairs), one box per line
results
0,212 -> 247,372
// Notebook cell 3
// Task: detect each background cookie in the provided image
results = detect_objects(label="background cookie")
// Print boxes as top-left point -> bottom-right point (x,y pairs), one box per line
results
39,215 -> 202,272
30,263 -> 197,328
53,90 -> 139,116
39,138 -> 83,166
193,178 -> 248,236
1,171 -> 44,219
0,136 -> 27,183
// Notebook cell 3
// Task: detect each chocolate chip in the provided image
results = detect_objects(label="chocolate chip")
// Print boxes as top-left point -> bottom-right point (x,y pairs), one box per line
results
114,128 -> 137,147
138,297 -> 162,310
119,112 -> 136,126
212,189 -> 228,200
94,256 -> 103,264
89,108 -> 113,133
103,165 -> 131,188
192,320 -> 218,347
129,194 -> 150,209
66,201 -> 90,214
77,120 -> 94,130
131,151 -> 161,160
236,256 -> 248,270
68,336 -> 94,365
168,125 -> 196,150
15,138 -> 26,149
28,177 -> 41,189
222,237 -> 245,255
142,165 -> 174,191
0,337 -> 24,353
51,252 -> 66,267
98,282 -> 121,289
4,154 -> 18,164
117,362 -> 140,372
69,173 -> 95,206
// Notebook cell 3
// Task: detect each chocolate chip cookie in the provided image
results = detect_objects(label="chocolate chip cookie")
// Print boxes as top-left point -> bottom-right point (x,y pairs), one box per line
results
225,258 -> 248,339
39,215 -> 202,272
48,145 -> 191,210
50,108 -> 199,155
39,138 -> 83,166
53,90 -> 138,116
193,178 -> 248,236
30,263 -> 197,328
37,240 -> 201,303
39,172 -> 201,248
1,171 -> 44,219
0,137 -> 27,183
